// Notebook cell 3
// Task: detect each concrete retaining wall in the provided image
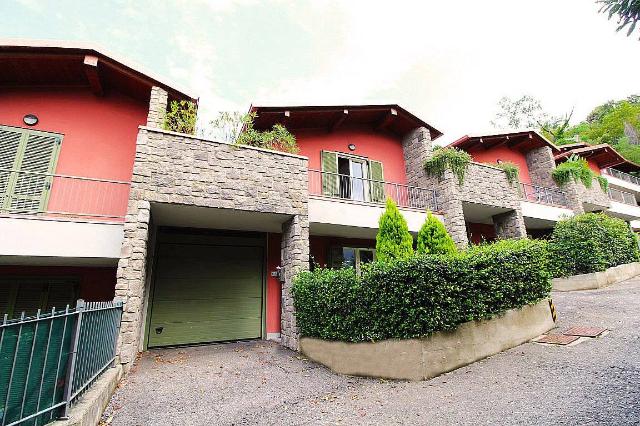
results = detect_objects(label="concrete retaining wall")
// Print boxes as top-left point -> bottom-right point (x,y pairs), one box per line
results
300,299 -> 554,381
552,262 -> 640,292
54,365 -> 122,426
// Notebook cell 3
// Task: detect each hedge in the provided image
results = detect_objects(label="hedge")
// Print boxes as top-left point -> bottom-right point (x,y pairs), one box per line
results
548,213 -> 640,277
292,239 -> 551,342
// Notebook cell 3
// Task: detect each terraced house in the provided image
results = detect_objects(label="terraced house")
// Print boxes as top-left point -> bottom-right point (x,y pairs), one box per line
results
3,41 -> 640,373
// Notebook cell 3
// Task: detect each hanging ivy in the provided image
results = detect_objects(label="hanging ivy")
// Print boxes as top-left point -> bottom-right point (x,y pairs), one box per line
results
423,147 -> 472,185
492,161 -> 520,186
552,154 -> 595,189
596,175 -> 609,192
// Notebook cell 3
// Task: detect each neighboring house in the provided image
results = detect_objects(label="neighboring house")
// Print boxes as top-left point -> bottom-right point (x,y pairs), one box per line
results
0,41 -> 195,320
556,143 -> 640,225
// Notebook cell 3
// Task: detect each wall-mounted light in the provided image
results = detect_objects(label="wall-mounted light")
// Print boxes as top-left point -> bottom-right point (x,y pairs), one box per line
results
23,114 -> 38,126
348,143 -> 356,151
496,159 -> 503,164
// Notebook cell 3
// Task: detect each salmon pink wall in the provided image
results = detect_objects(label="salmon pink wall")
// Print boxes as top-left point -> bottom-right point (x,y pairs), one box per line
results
0,265 -> 116,301
468,146 -> 532,184
587,159 -> 601,175
0,88 -> 148,218
297,126 -> 408,184
266,233 -> 282,334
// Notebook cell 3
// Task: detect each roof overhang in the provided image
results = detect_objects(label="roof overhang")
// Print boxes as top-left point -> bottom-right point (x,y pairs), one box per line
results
249,104 -> 443,139
449,130 -> 560,154
0,39 -> 197,103
555,144 -> 640,172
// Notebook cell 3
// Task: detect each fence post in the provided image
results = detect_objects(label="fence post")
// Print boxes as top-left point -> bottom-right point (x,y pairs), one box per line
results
61,299 -> 85,419
111,298 -> 123,367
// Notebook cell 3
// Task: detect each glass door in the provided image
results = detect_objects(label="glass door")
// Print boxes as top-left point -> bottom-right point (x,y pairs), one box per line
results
349,159 -> 368,202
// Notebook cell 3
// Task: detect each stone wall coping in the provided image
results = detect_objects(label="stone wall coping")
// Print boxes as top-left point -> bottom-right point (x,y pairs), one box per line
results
470,161 -> 505,172
300,298 -> 554,381
138,126 -> 309,161
552,261 -> 640,291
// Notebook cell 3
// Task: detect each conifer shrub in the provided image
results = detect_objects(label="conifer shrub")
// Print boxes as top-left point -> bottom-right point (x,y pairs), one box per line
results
416,212 -> 457,255
375,198 -> 414,262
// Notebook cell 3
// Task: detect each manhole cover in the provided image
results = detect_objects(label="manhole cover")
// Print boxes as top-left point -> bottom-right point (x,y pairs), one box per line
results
563,326 -> 607,337
535,334 -> 580,345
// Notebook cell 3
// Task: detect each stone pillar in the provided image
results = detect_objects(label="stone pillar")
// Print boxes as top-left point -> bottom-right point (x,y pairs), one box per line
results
525,146 -> 556,188
492,209 -> 527,239
435,171 -> 468,248
280,214 -> 310,351
564,181 -> 585,214
146,86 -> 168,128
115,198 -> 151,370
401,127 -> 433,187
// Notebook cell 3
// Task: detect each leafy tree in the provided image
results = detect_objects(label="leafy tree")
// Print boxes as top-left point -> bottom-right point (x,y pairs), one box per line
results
163,100 -> 198,135
598,0 -> 640,39
375,198 -> 414,262
416,212 -> 457,255
581,100 -> 640,145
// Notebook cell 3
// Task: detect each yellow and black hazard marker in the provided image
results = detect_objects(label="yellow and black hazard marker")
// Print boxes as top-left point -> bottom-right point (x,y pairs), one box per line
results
548,299 -> 557,322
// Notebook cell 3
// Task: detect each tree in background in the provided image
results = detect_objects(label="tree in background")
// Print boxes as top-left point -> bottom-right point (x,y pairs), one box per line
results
598,0 -> 640,39
163,100 -> 198,135
416,212 -> 457,255
375,198 -> 414,262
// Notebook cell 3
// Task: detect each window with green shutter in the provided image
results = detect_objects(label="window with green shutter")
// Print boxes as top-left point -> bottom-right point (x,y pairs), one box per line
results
321,151 -> 340,197
0,125 -> 62,214
368,160 -> 385,202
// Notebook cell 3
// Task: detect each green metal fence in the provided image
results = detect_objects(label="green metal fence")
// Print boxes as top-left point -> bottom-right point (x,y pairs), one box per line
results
0,299 -> 123,426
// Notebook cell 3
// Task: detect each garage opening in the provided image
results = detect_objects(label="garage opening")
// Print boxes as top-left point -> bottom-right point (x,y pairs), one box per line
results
146,228 -> 265,348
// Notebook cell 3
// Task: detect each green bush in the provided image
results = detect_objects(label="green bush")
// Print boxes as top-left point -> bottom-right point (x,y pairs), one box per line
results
548,213 -> 640,277
375,198 -> 414,262
416,212 -> 457,255
163,100 -> 197,135
293,239 -> 551,342
423,147 -> 472,185
552,155 -> 595,189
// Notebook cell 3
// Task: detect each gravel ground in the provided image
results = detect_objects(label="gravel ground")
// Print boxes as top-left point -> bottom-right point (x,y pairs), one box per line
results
104,278 -> 640,425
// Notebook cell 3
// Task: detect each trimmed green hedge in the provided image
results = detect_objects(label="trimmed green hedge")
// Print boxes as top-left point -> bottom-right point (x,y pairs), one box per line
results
293,239 -> 551,342
548,213 -> 640,277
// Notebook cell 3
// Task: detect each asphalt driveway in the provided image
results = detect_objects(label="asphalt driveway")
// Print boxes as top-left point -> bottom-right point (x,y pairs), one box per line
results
104,278 -> 640,425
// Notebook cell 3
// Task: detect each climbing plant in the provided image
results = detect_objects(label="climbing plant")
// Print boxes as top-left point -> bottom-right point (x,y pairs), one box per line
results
492,161 -> 520,186
552,154 -> 595,189
596,175 -> 609,192
423,147 -> 471,185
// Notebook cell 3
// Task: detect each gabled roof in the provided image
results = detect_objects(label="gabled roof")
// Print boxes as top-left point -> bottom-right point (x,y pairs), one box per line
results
448,130 -> 561,154
0,39 -> 197,103
249,104 -> 443,139
555,143 -> 640,173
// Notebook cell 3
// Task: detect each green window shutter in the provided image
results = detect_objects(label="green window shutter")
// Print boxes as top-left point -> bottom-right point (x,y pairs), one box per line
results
321,151 -> 340,197
0,126 -> 25,210
369,160 -> 385,203
0,126 -> 62,214
44,280 -> 78,312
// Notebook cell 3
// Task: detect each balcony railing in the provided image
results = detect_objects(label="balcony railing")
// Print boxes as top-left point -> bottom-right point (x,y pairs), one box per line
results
520,182 -> 570,208
309,169 -> 438,211
608,187 -> 638,206
0,168 -> 131,221
602,168 -> 640,186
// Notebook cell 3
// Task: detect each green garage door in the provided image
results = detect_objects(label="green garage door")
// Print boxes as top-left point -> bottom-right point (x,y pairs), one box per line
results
148,237 -> 264,347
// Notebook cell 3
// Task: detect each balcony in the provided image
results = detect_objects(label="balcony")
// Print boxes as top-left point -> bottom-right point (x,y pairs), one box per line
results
520,183 -> 570,208
608,187 -> 638,206
0,168 -> 130,265
308,169 -> 438,211
308,169 -> 440,238
1,168 -> 130,221
603,168 -> 640,186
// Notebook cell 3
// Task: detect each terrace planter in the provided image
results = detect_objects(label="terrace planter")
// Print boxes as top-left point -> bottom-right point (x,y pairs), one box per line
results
299,299 -> 554,381
552,262 -> 640,292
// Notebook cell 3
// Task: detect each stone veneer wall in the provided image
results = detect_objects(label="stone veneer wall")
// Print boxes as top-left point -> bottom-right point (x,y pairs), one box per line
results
525,146 -> 557,188
115,126 -> 309,367
146,86 -> 168,128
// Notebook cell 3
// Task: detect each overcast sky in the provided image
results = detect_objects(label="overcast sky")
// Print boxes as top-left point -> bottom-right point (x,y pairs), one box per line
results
3,0 -> 640,144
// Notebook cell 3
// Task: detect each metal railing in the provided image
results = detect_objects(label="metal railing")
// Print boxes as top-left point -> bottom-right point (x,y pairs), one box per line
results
0,299 -> 123,426
0,168 -> 131,222
520,183 -> 570,207
608,187 -> 638,206
602,168 -> 640,186
308,169 -> 438,211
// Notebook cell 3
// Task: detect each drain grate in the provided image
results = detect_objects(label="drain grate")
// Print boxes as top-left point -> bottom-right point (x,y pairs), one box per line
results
563,326 -> 607,337
535,334 -> 580,345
